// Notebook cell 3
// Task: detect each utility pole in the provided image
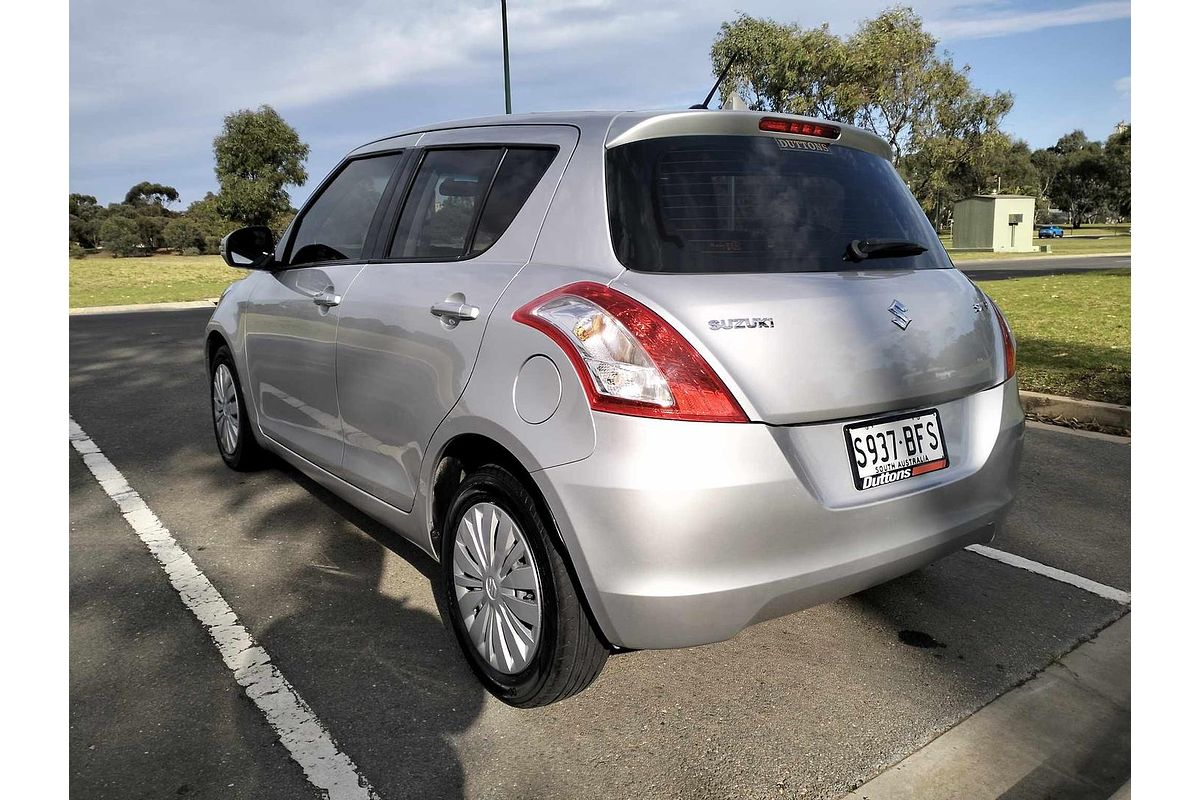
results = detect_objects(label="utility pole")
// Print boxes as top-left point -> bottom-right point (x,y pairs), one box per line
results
501,0 -> 512,114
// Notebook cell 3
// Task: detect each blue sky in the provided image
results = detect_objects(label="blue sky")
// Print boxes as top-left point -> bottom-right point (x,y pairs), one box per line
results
69,0 -> 1130,207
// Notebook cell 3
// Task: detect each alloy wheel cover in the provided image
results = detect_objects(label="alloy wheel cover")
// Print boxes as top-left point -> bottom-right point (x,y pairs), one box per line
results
452,501 -> 543,674
212,364 -> 240,456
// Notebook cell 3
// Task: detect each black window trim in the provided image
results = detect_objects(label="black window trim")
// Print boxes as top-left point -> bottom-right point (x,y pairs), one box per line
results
276,148 -> 411,270
461,149 -> 507,256
368,142 -> 560,266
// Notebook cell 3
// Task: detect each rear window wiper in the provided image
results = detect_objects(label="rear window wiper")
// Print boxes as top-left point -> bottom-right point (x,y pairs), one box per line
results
843,239 -> 928,263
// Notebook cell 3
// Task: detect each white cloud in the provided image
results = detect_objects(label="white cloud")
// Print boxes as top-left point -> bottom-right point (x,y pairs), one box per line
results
68,2 -> 684,191
69,0 -> 1130,202
928,1 -> 1130,40
70,1 -> 686,117
1114,75 -> 1131,100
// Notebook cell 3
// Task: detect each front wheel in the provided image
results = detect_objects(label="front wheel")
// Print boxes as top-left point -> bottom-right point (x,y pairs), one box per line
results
440,464 -> 608,707
210,345 -> 268,471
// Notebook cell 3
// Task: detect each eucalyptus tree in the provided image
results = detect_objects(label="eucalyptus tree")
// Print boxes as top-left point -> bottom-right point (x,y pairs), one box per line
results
711,7 -> 1013,219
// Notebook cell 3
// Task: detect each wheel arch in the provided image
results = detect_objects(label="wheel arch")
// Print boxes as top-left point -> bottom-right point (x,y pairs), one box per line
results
204,322 -> 266,444
427,431 -> 616,651
205,329 -> 229,370
429,433 -> 540,555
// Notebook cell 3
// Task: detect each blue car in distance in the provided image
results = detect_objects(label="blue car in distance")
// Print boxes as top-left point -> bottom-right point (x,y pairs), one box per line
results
1038,225 -> 1064,238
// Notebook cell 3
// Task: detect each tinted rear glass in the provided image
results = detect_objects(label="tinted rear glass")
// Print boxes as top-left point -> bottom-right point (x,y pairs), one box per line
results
469,147 -> 557,255
606,135 -> 950,273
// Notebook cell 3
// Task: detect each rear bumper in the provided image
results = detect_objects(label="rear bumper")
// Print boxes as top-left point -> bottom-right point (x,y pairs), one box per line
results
533,378 -> 1024,649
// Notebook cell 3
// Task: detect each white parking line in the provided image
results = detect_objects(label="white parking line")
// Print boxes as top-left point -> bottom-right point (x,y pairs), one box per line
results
967,544 -> 1131,604
69,418 -> 378,800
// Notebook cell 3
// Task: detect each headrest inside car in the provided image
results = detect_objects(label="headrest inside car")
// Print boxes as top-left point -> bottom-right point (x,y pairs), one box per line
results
439,178 -> 479,197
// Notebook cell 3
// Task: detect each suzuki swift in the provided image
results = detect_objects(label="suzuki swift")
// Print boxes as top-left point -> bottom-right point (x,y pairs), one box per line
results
207,109 -> 1023,707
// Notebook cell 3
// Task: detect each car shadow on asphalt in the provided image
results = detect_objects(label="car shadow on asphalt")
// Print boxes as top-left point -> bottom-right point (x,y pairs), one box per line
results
68,309 -> 488,798
232,461 -> 487,800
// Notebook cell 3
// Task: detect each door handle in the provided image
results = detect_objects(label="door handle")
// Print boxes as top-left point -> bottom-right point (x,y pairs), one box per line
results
312,290 -> 342,308
430,301 -> 480,322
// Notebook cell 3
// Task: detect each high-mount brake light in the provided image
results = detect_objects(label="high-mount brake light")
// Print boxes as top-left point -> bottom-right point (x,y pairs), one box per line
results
994,305 -> 1016,380
758,117 -> 841,139
513,282 -> 748,423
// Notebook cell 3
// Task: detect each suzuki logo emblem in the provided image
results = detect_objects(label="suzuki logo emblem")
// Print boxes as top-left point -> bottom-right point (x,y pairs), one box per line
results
888,299 -> 911,330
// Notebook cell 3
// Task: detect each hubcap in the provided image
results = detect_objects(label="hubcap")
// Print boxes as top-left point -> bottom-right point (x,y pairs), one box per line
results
212,364 -> 240,456
452,502 -> 543,674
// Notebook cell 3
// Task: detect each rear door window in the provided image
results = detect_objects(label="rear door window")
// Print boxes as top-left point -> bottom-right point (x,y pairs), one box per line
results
388,149 -> 502,259
388,146 -> 557,260
287,153 -> 403,266
606,135 -> 950,273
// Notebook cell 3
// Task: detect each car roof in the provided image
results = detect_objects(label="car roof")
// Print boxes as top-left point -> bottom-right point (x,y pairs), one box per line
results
355,109 -> 894,161
375,110 -> 622,138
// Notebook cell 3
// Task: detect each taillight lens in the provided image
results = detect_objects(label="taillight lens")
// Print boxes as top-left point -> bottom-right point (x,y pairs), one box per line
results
994,305 -> 1016,380
758,117 -> 841,139
513,282 -> 748,423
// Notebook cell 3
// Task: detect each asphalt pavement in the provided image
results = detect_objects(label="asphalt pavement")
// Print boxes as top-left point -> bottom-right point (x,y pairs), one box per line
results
69,308 -> 1130,800
958,253 -> 1130,281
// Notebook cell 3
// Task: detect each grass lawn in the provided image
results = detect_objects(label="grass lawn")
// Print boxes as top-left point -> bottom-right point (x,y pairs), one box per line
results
982,269 -> 1130,406
70,253 -> 245,308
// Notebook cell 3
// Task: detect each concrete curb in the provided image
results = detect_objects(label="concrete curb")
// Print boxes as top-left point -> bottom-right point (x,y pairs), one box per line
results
1025,420 -> 1130,444
1019,390 -> 1130,432
69,299 -> 219,316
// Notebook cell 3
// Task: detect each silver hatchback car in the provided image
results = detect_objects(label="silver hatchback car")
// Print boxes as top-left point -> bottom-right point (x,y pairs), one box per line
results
207,109 -> 1023,707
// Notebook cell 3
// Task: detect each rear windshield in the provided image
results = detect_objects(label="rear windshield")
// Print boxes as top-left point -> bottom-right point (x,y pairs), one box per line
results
606,135 -> 951,274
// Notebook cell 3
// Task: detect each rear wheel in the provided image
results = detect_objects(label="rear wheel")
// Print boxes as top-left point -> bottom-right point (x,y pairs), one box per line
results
440,464 -> 608,707
210,345 -> 267,471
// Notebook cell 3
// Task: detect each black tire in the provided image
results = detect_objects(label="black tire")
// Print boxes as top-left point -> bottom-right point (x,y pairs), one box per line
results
209,345 -> 268,471
440,464 -> 608,707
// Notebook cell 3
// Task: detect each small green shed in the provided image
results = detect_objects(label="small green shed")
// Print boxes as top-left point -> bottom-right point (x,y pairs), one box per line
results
951,195 -> 1037,252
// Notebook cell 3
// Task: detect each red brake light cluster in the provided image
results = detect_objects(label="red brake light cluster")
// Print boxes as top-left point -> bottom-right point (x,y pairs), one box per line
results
994,305 -> 1016,380
513,282 -> 748,423
759,117 -> 841,139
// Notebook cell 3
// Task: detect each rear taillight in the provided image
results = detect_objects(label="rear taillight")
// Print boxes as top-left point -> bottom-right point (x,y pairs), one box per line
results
994,305 -> 1016,380
758,117 -> 841,139
513,282 -> 748,423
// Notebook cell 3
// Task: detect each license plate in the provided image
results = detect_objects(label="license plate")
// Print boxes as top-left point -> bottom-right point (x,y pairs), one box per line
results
844,410 -> 948,490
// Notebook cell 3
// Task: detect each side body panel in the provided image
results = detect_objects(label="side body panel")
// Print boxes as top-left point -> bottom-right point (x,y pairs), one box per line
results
242,264 -> 365,472
334,126 -> 581,514
210,272 -> 436,551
